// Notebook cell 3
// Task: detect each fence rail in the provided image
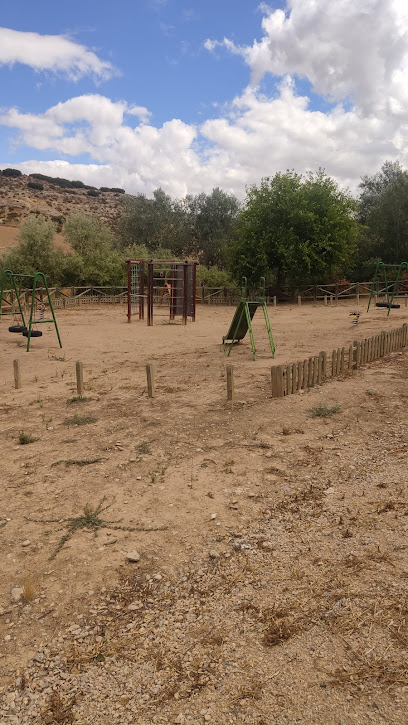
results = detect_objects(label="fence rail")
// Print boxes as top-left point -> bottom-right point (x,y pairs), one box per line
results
1,279 -> 408,312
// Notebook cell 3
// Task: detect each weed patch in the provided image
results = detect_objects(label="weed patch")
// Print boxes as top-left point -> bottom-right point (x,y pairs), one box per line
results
63,414 -> 97,426
309,403 -> 340,418
18,431 -> 37,445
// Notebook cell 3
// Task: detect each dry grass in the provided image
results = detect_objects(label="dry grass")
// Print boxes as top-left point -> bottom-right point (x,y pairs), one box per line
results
41,690 -> 76,724
22,578 -> 36,602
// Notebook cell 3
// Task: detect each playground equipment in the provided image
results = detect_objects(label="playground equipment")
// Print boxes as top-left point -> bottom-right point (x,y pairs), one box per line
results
0,270 -> 62,351
349,311 -> 360,325
222,278 -> 275,361
367,262 -> 408,315
126,259 -> 197,325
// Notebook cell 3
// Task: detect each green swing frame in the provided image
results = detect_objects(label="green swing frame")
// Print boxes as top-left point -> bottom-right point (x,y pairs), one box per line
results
222,277 -> 275,361
367,262 -> 408,316
0,270 -> 62,351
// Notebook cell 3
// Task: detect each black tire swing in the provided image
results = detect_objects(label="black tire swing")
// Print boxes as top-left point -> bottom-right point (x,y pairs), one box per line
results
22,329 -> 43,337
375,302 -> 401,309
8,325 -> 28,333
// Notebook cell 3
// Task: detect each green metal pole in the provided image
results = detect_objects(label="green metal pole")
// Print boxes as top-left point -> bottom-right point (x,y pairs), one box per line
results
245,303 -> 257,360
39,273 -> 62,348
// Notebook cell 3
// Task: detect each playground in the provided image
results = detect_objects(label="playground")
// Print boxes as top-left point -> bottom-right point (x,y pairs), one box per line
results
1,301 -> 408,723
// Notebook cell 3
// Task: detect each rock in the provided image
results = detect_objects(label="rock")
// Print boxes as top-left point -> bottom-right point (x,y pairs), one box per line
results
126,551 -> 140,563
210,513 -> 217,520
261,541 -> 274,550
102,536 -> 118,546
22,540 -> 31,547
4,634 -> 11,642
34,652 -> 45,662
127,601 -> 143,611
11,587 -> 24,602
209,550 -> 219,560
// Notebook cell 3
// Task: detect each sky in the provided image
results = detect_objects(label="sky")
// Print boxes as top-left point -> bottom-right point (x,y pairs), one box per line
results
1,0 -> 408,199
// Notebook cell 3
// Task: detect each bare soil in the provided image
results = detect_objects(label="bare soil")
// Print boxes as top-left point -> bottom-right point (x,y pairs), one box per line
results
0,302 -> 407,724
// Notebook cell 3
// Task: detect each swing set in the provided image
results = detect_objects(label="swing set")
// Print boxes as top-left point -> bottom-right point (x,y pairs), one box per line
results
367,262 -> 408,315
0,270 -> 62,351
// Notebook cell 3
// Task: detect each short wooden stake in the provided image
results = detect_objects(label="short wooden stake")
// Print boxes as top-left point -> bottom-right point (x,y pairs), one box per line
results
313,356 -> 319,385
146,363 -> 156,399
13,359 -> 21,390
348,344 -> 354,370
285,364 -> 292,395
271,366 -> 284,398
303,358 -> 309,387
329,295 -> 334,306
297,295 -> 302,306
308,357 -> 314,387
321,351 -> 327,382
76,361 -> 84,396
332,349 -> 337,377
297,360 -> 304,390
291,363 -> 297,394
355,341 -> 361,369
273,296 -> 277,307
324,295 -> 327,306
339,347 -> 345,374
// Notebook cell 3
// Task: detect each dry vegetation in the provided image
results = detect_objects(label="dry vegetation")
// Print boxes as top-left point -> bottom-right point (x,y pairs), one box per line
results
0,303 -> 407,724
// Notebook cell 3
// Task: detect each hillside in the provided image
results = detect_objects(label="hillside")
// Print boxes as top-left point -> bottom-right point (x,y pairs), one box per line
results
0,172 -> 131,251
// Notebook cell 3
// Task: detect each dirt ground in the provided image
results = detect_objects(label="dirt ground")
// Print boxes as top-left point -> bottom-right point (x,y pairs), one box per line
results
0,301 -> 407,725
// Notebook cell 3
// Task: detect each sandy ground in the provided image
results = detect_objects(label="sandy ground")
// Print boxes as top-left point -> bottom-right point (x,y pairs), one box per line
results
0,301 -> 407,724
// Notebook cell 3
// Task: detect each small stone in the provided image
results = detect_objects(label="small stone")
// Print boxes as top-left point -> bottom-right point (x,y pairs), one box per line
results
210,513 -> 217,520
127,601 -> 143,611
209,550 -> 219,560
261,541 -> 274,550
11,587 -> 24,602
34,652 -> 45,662
22,540 -> 31,547
4,634 -> 11,642
126,551 -> 140,563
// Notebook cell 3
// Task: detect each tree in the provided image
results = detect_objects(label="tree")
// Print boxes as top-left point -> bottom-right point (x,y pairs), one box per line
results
63,213 -> 124,285
230,170 -> 358,290
118,189 -> 188,255
358,160 -> 408,265
1,215 -> 62,281
185,188 -> 240,267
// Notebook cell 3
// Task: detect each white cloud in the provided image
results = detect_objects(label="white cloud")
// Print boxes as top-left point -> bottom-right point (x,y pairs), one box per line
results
205,0 -> 408,117
0,27 -> 116,81
3,2 -> 408,197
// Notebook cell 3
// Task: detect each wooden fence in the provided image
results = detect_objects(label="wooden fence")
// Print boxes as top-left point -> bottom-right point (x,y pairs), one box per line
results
270,324 -> 408,398
1,279 -> 408,311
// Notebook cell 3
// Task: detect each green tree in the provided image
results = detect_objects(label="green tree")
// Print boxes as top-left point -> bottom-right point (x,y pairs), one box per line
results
185,188 -> 240,267
358,160 -> 408,265
230,170 -> 358,290
118,189 -> 188,255
1,215 -> 62,281
63,213 -> 123,286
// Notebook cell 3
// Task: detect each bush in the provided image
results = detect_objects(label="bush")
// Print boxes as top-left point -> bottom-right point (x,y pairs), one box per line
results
27,181 -> 44,191
2,168 -> 22,177
87,189 -> 100,197
110,187 -> 125,194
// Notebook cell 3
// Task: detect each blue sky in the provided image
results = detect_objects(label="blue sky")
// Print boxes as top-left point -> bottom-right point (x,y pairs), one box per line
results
1,1 -> 408,197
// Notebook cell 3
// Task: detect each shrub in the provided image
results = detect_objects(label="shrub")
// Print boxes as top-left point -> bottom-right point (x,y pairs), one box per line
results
87,189 -> 100,197
27,181 -> 44,191
2,168 -> 22,177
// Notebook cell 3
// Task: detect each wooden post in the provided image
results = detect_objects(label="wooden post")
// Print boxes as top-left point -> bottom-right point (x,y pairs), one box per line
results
403,323 -> 408,347
273,295 -> 277,307
285,364 -> 292,396
313,356 -> 319,385
146,363 -> 155,398
355,341 -> 361,369
303,359 -> 309,387
329,295 -> 334,306
348,344 -> 354,370
339,347 -> 345,374
308,357 -> 314,387
271,366 -> 284,398
324,295 -> 327,306
297,295 -> 302,306
356,282 -> 359,306
13,360 -> 21,390
75,362 -> 84,396
332,349 -> 337,377
320,351 -> 327,382
291,363 -> 297,394
297,360 -> 304,390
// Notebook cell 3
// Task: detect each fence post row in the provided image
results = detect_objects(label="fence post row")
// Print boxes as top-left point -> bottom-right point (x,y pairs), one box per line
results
270,324 -> 407,399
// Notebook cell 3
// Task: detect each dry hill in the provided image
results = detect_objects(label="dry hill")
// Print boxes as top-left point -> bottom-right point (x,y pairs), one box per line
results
0,172 -> 131,252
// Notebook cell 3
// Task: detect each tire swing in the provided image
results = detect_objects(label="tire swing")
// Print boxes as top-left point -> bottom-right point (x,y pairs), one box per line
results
9,325 -> 28,333
22,302 -> 44,338
8,278 -> 27,333
375,302 -> 401,309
